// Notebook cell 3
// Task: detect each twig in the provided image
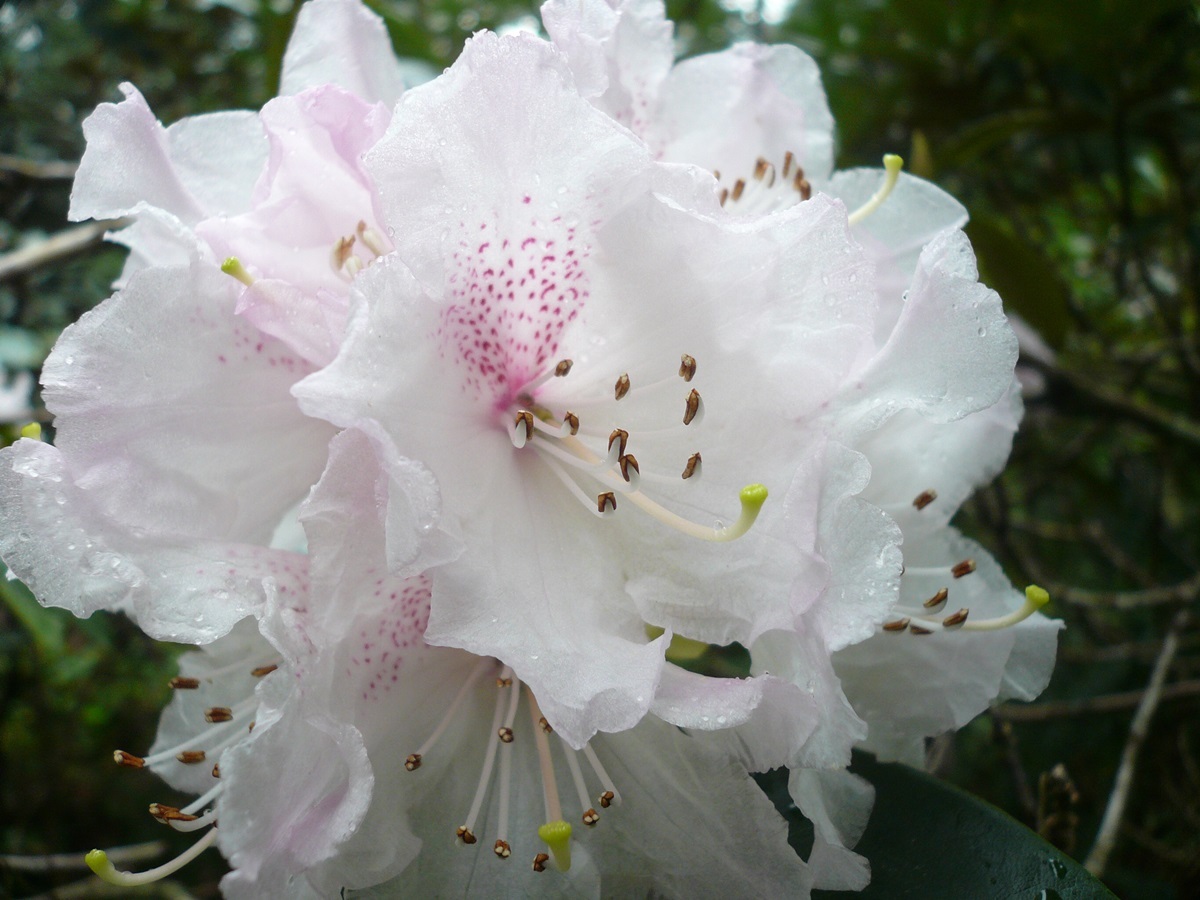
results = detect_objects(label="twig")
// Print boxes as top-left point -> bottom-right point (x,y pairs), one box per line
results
0,842 -> 165,873
0,219 -> 130,282
993,717 -> 1037,820
1084,610 -> 1189,877
1048,569 -> 1200,609
994,677 -> 1200,721
0,153 -> 77,180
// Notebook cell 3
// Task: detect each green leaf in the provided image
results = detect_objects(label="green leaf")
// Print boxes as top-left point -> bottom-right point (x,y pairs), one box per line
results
760,753 -> 1116,898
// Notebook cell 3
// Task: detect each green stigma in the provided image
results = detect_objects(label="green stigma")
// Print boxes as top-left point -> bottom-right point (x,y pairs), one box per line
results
739,483 -> 768,511
537,819 -> 573,871
1025,584 -> 1051,609
19,422 -> 41,441
85,849 -> 110,880
220,256 -> 254,286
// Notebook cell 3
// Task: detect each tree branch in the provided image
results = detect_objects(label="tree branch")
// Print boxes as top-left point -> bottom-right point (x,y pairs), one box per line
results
0,219 -> 129,283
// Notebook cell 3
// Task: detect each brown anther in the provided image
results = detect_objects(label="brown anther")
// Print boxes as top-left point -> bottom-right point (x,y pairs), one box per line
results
582,808 -> 600,826
719,188 -> 730,207
882,618 -> 911,633
538,716 -> 553,734
912,489 -> 938,511
683,389 -> 701,425
608,429 -> 629,456
619,454 -> 640,482
597,492 -> 617,514
169,676 -> 200,690
942,608 -> 970,629
909,625 -> 934,636
494,839 -> 512,859
331,234 -> 356,268
496,676 -> 513,687
247,720 -> 255,733
498,727 -> 515,743
679,353 -> 696,382
682,452 -> 702,480
205,707 -> 233,724
456,826 -> 477,845
211,764 -> 221,779
951,559 -> 977,579
532,853 -> 550,872
793,167 -> 811,200
177,750 -> 207,764
614,373 -> 631,400
599,790 -> 615,808
731,178 -> 746,202
404,753 -> 422,771
563,411 -> 579,435
114,750 -> 145,768
753,157 -> 769,180
782,151 -> 795,178
923,588 -> 950,610
149,803 -> 198,824
251,663 -> 278,678
515,410 -> 534,442
554,359 -> 573,377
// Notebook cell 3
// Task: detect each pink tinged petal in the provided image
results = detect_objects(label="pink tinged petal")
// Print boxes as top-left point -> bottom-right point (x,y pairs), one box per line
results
845,228 -> 1020,431
299,425 -> 460,638
281,0 -> 412,106
365,31 -> 655,293
541,0 -> 675,131
789,768 -> 874,891
199,86 -> 392,298
107,206 -> 207,287
42,263 -> 334,546
0,439 -> 309,643
69,83 -> 204,225
652,42 -> 835,185
236,280 -> 344,367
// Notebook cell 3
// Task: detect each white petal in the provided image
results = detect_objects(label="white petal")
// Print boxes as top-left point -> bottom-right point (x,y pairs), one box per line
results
789,767 -> 874,891
281,0 -> 411,106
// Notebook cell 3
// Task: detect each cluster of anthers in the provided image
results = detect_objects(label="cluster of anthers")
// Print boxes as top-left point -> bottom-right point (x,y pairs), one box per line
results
506,351 -> 769,542
86,658 -> 281,887
880,487 -> 1052,635
404,659 -> 622,873
717,151 -> 903,222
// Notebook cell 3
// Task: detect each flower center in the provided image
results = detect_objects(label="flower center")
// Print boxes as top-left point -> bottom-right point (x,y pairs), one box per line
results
502,353 -> 768,541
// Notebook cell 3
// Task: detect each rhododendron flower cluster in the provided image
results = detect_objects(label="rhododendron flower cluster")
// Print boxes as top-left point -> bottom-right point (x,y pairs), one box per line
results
0,0 -> 1060,896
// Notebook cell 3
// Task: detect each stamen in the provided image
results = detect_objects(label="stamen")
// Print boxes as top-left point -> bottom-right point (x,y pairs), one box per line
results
614,373 -> 631,400
782,151 -> 794,178
407,656 -> 492,770
114,751 -> 145,768
539,717 -> 553,734
530,692 -> 572,872
86,828 -> 218,888
731,179 -> 746,202
532,852 -> 550,872
356,220 -> 388,257
942,608 -> 969,630
494,840 -> 511,859
555,359 -> 573,377
848,154 -> 904,226
679,354 -> 696,382
211,764 -> 220,779
180,783 -> 224,819
753,157 -> 775,187
882,617 -> 910,633
683,389 -> 704,426
952,559 -> 976,578
512,410 -> 535,448
204,707 -> 233,724
562,743 -> 598,827
220,257 -> 254,286
251,664 -> 278,678
177,751 -> 207,765
608,429 -> 629,457
618,454 -> 640,486
581,744 -> 621,807
331,235 -> 356,271
495,709 -> 514,858
169,677 -> 200,690
681,452 -> 702,481
597,492 -> 617,514
912,489 -> 937,511
924,588 -> 949,611
563,412 -> 579,435
458,668 -> 512,843
148,804 -> 197,824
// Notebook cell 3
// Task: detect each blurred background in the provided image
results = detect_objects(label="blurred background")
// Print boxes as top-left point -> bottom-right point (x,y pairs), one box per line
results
1,0 -> 1198,897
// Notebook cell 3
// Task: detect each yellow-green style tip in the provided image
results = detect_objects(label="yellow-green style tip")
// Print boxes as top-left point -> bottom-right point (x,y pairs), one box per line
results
1025,584 -> 1051,609
739,483 -> 768,510
220,256 -> 254,286
883,153 -> 904,173
86,849 -> 113,880
538,820 -> 573,871
19,422 -> 41,441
